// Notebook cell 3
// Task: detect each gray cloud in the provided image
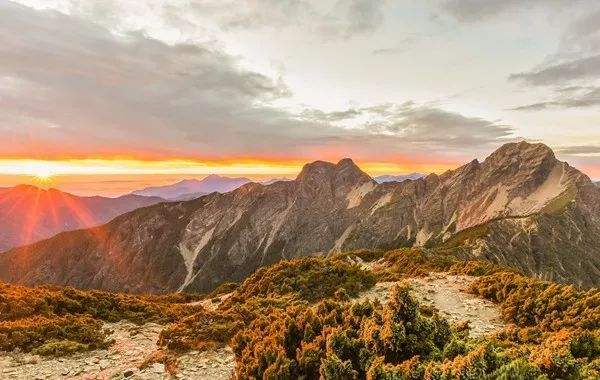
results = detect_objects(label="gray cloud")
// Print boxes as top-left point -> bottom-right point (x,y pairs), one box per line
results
0,1 -> 511,163
440,0 -> 570,22
188,0 -> 388,39
557,145 -> 600,155
299,108 -> 362,122
507,5 -> 600,110
563,8 -> 600,53
508,55 -> 600,87
0,1 -> 300,159
511,86 -> 600,111
441,0 -> 522,22
337,0 -> 386,37
371,35 -> 426,56
372,47 -> 402,55
299,103 -> 514,149
14,0 -> 388,43
199,0 -> 313,31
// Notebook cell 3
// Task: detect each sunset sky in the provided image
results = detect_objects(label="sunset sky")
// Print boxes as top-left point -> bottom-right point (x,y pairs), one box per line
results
1,0 -> 600,195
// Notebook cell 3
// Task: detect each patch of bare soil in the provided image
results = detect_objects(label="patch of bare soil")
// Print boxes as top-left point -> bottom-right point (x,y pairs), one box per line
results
187,292 -> 233,312
356,273 -> 505,338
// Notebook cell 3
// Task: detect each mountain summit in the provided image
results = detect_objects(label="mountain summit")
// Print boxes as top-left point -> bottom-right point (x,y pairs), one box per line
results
1,142 -> 598,293
296,158 -> 374,199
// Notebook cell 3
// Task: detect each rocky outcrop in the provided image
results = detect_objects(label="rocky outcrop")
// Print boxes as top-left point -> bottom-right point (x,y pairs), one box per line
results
1,142 -> 599,292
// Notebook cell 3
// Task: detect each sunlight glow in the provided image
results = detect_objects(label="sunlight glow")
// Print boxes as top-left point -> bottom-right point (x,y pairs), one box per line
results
0,158 -> 454,178
28,162 -> 56,181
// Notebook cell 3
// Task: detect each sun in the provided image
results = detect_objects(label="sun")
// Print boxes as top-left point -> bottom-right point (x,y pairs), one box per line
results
29,164 -> 56,182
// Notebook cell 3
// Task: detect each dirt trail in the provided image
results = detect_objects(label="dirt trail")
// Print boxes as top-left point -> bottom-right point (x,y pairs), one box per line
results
188,292 -> 233,311
0,321 -> 234,380
356,272 -> 505,338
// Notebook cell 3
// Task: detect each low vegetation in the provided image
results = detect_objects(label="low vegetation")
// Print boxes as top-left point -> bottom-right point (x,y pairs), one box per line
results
230,257 -> 376,302
0,315 -> 110,354
1,247 -> 598,379
0,282 -> 202,323
156,250 -> 599,379
0,282 -> 203,355
469,271 -> 600,331
376,247 -> 509,280
231,285 -> 455,379
158,257 -> 377,352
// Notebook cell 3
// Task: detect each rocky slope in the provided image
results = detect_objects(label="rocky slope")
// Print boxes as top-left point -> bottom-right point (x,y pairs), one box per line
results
0,141 -> 598,292
0,186 -> 164,252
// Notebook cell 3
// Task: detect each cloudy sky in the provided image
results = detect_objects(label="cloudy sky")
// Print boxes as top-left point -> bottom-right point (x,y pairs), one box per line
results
1,0 -> 600,193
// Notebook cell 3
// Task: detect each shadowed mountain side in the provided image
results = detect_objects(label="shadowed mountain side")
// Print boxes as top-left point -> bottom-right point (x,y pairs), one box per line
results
0,186 -> 164,252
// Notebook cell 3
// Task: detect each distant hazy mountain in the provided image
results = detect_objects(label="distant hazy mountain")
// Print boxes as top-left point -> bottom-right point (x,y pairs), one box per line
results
3,142 -> 599,293
374,173 -> 424,183
0,185 -> 163,251
131,175 -> 251,200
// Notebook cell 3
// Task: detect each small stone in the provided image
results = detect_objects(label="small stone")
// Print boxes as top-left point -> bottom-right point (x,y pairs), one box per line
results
123,369 -> 135,377
151,363 -> 165,374
99,359 -> 110,370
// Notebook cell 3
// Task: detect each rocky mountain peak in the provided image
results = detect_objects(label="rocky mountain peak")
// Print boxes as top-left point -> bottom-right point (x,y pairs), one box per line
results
297,158 -> 370,183
474,141 -> 564,194
484,141 -> 555,168
296,158 -> 373,199
296,160 -> 335,181
336,157 -> 359,169
334,158 -> 372,183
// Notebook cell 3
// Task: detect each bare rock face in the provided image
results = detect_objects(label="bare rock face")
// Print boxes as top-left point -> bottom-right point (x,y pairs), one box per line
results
1,141 -> 599,292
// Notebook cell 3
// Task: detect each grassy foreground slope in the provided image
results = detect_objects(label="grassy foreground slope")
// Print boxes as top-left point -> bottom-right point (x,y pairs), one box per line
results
1,249 -> 599,379
0,283 -> 203,355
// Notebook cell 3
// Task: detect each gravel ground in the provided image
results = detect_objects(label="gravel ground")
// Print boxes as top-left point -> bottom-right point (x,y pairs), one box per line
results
0,321 -> 234,380
355,272 -> 505,338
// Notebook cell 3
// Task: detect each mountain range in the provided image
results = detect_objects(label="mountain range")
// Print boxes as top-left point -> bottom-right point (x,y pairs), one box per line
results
0,185 -> 164,252
0,141 -> 598,293
131,174 -> 424,201
131,175 -> 252,201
